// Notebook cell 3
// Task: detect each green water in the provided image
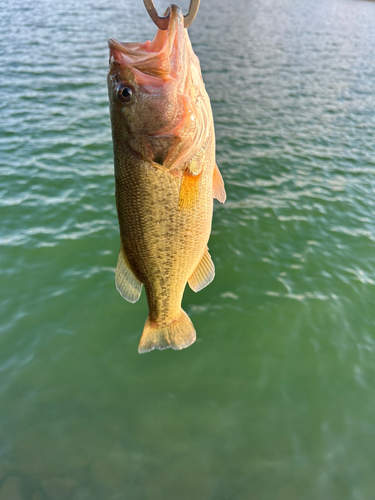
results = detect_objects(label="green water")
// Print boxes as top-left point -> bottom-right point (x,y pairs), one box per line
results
2,0 -> 375,498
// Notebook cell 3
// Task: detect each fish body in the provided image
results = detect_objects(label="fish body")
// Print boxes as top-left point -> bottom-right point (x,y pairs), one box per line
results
107,5 -> 226,353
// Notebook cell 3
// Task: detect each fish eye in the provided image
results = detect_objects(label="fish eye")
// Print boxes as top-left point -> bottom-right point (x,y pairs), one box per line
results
117,85 -> 133,103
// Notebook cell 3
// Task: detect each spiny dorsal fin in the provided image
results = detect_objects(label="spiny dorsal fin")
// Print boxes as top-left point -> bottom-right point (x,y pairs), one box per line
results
188,248 -> 215,292
115,246 -> 142,303
213,163 -> 226,203
178,170 -> 201,210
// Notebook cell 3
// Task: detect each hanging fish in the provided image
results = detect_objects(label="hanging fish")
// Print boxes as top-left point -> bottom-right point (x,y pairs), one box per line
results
107,3 -> 226,353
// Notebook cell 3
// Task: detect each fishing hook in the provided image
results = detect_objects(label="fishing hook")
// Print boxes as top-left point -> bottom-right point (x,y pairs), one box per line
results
143,0 -> 201,30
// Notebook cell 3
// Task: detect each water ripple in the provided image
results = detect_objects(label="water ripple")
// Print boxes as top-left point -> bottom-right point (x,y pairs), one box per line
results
2,0 -> 375,497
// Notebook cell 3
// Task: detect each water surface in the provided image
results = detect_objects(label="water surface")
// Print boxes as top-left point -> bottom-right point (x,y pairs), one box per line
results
1,0 -> 375,498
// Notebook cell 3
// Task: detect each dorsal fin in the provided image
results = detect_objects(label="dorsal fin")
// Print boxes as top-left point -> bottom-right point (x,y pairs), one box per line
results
115,245 -> 142,303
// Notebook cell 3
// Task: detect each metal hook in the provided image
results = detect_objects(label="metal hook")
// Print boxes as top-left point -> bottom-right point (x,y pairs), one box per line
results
143,0 -> 201,30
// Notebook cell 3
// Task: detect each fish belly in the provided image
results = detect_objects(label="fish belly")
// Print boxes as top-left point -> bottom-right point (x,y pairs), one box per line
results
115,158 -> 213,325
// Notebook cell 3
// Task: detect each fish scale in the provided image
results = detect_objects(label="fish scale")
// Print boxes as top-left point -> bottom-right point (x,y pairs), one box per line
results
116,151 -> 213,322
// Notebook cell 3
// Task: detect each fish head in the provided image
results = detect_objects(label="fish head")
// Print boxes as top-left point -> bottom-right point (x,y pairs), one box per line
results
107,5 -> 213,171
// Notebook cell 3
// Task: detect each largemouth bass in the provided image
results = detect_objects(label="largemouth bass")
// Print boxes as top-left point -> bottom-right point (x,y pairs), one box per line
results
107,5 -> 226,353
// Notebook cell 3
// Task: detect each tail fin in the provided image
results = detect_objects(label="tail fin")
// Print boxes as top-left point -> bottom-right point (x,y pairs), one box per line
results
138,309 -> 196,353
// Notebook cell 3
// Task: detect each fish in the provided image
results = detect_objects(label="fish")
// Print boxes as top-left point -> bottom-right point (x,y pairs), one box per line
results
107,4 -> 226,353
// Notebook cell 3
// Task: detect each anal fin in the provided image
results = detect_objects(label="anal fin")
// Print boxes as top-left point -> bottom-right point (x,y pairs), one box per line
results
213,163 -> 226,203
115,245 -> 142,303
188,248 -> 215,292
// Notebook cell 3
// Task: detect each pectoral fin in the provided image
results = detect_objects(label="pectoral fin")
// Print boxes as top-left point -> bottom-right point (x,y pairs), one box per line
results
178,170 -> 201,210
188,248 -> 215,292
115,246 -> 142,303
213,163 -> 226,203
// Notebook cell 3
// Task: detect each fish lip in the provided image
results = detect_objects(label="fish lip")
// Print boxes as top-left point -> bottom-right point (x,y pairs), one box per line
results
107,37 -> 129,53
107,5 -> 184,54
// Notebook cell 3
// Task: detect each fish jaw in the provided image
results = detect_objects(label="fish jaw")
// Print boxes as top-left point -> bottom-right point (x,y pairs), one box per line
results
107,5 -> 213,173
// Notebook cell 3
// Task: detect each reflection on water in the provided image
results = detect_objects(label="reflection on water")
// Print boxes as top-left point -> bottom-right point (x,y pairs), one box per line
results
1,0 -> 375,498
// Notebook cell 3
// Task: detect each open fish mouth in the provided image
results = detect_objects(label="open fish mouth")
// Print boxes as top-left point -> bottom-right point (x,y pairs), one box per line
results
107,38 -> 151,59
108,5 -> 187,80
